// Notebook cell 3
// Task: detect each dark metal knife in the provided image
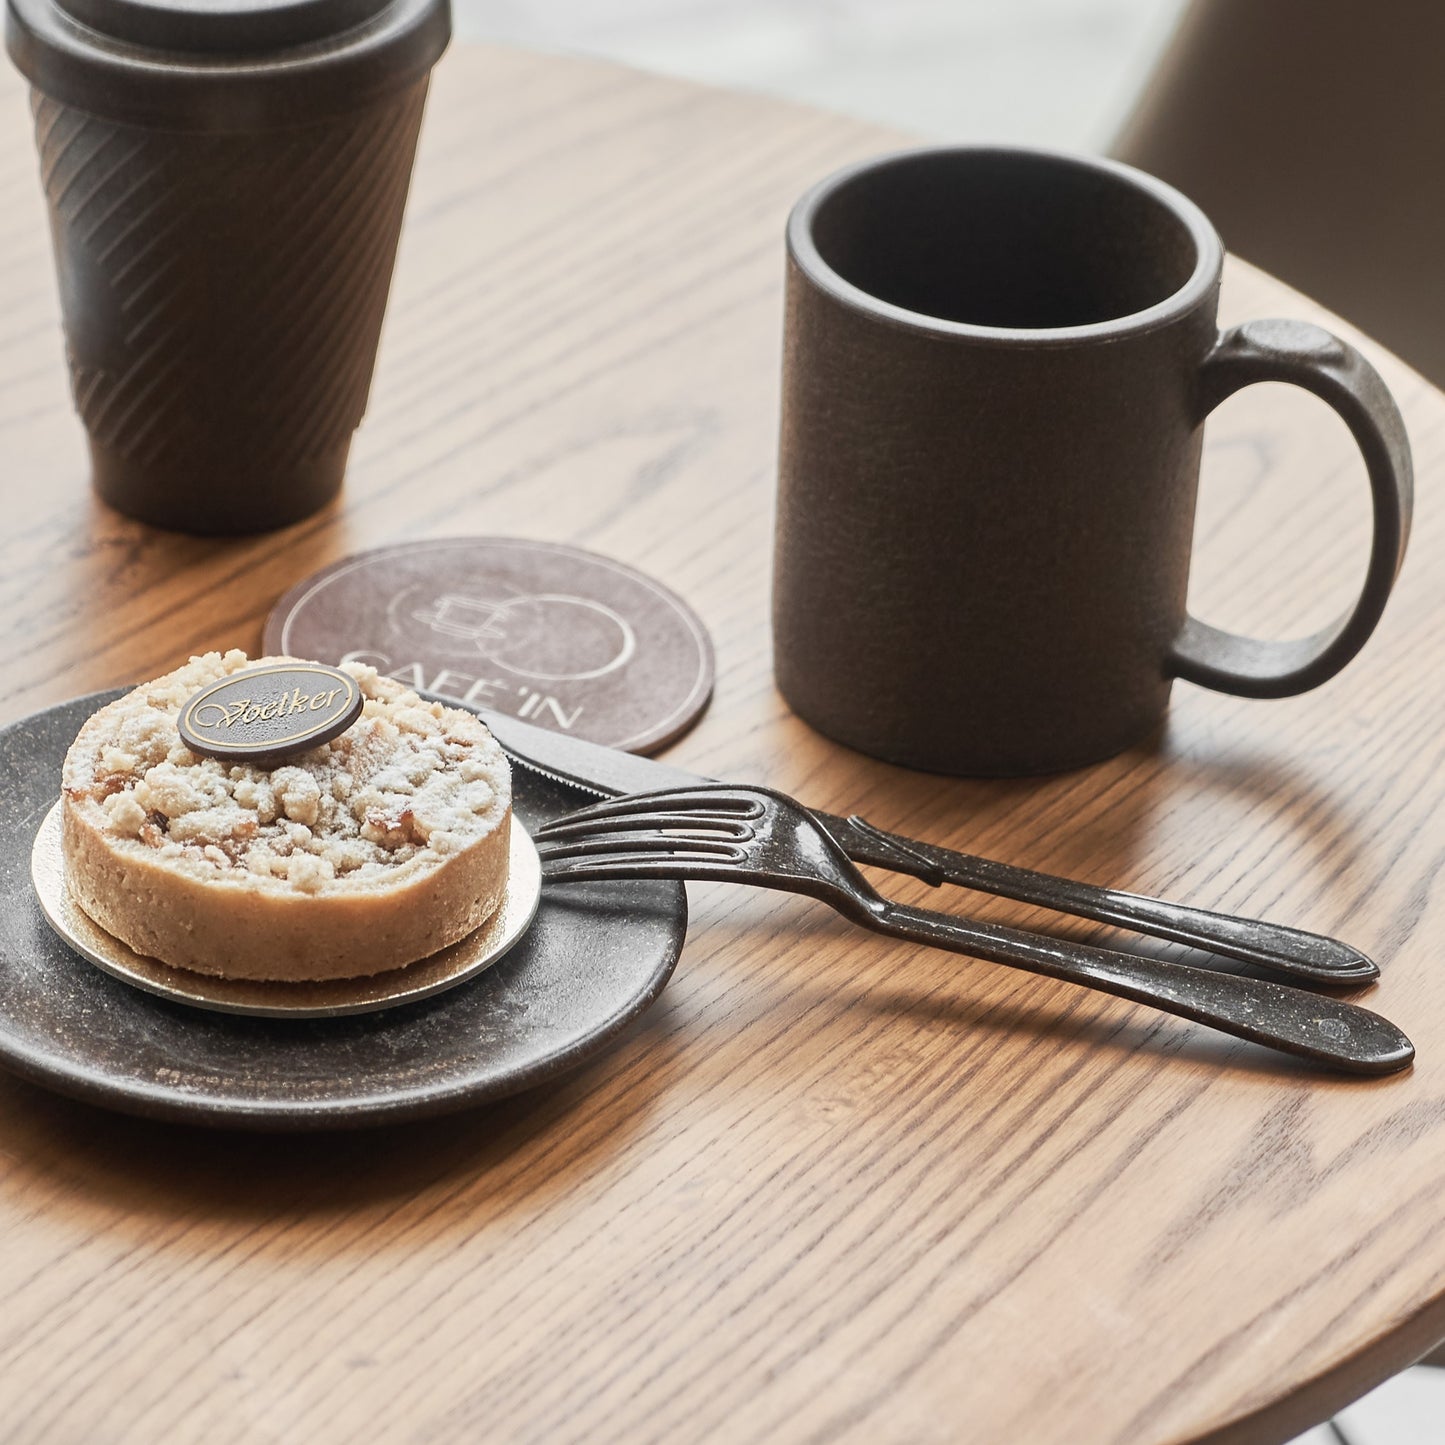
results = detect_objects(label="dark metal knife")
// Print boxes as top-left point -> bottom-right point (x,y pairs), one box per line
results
427,693 -> 1378,986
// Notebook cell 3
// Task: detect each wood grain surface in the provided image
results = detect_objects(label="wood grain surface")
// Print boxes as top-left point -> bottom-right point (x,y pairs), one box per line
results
0,43 -> 1442,1445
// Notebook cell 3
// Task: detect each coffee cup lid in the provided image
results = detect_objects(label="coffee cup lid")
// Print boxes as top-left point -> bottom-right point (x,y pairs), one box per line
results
65,0 -> 390,52
6,0 -> 450,130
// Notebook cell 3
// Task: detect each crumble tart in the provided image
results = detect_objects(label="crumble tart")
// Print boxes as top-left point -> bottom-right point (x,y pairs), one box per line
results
60,651 -> 512,981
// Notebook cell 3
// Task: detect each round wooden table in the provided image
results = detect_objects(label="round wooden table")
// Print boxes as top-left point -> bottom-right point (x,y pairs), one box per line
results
0,44 -> 1442,1445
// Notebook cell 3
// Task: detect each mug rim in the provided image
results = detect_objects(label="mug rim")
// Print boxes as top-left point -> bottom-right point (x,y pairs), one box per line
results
786,143 -> 1224,347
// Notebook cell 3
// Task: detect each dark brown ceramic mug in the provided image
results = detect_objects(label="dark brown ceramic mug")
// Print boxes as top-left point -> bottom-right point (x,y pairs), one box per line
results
774,146 -> 1412,776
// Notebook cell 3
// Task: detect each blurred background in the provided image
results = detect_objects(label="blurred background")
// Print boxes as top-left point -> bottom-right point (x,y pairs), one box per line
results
454,0 -> 1445,395
452,0 -> 1182,148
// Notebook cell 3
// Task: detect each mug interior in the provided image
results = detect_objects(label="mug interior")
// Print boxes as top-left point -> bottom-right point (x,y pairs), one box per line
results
807,149 -> 1204,330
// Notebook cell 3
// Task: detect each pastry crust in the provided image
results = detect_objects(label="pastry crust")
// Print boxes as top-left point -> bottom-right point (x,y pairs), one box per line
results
60,652 -> 512,981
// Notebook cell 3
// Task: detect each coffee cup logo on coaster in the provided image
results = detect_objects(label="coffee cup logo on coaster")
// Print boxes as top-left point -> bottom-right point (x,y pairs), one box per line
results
263,539 -> 715,754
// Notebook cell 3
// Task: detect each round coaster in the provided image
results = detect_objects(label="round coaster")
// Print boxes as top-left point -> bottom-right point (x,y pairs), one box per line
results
264,538 -> 714,754
30,802 -> 542,1019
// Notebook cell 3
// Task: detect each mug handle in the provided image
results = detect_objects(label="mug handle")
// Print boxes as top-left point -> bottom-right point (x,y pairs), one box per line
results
1168,318 -> 1413,697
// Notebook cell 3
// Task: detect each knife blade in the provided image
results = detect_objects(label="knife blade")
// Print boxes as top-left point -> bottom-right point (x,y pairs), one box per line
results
418,691 -> 1376,983
422,694 -> 946,883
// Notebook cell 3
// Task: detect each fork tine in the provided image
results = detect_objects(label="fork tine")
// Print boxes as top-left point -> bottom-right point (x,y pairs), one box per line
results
537,833 -> 747,863
542,854 -> 745,884
535,811 -> 754,843
532,788 -> 767,832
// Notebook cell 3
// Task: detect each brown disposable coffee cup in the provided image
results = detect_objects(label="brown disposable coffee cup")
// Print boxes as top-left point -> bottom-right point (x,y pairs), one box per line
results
5,0 -> 450,534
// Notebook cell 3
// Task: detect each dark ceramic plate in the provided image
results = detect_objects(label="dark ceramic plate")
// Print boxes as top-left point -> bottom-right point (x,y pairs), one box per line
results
0,691 -> 687,1130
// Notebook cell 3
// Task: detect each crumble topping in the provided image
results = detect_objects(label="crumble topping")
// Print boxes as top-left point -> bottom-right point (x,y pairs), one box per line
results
63,650 -> 510,894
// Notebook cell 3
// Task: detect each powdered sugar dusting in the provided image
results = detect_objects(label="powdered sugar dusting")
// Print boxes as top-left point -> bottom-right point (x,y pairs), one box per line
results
63,651 -> 511,894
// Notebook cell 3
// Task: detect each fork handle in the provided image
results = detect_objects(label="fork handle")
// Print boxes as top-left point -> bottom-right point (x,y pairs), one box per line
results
870,900 -> 1412,1074
824,811 -> 1376,985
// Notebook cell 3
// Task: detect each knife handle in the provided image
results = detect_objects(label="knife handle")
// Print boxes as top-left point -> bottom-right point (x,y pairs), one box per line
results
829,812 -> 1378,986
871,899 -> 1412,1075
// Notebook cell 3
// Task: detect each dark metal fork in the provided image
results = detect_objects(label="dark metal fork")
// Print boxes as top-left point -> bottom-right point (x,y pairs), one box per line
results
534,785 -> 1414,1076
441,693 -> 1378,984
